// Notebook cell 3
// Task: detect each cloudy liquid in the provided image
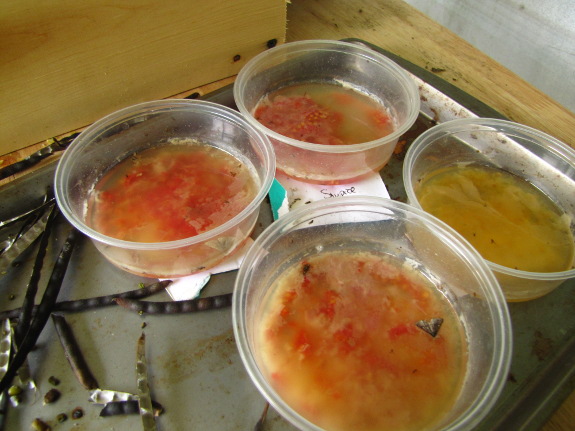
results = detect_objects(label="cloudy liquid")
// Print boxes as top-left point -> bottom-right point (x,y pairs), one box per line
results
256,250 -> 467,431
415,164 -> 574,272
87,141 -> 258,243
254,82 -> 394,145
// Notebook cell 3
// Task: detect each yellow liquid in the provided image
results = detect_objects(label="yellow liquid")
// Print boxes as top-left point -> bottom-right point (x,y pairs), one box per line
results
416,164 -> 574,273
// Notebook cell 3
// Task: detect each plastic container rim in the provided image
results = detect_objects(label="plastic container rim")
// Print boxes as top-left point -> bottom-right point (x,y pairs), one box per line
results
54,99 -> 276,250
234,39 -> 421,154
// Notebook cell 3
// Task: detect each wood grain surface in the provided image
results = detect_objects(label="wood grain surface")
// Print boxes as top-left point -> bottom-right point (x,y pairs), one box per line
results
0,76 -> 237,187
0,0 -> 286,155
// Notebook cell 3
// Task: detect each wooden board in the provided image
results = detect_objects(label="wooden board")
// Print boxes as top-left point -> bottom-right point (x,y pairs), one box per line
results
0,0 -> 286,156
0,76 -> 236,187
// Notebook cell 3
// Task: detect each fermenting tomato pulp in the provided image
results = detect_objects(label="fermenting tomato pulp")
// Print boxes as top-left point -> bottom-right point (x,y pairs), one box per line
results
255,250 -> 468,431
254,82 -> 394,146
87,140 -> 259,243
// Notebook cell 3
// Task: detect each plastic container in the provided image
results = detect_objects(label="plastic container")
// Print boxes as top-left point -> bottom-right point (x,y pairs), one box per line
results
234,40 -> 420,184
55,100 -> 275,278
233,196 -> 512,431
403,118 -> 575,301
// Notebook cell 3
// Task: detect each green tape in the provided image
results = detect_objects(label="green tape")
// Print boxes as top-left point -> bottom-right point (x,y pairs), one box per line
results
268,178 -> 287,220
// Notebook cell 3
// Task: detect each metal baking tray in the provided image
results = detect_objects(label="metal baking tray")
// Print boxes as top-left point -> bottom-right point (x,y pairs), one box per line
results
0,39 -> 573,430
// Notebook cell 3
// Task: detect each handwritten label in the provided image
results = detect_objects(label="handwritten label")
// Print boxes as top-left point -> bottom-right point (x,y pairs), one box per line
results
321,186 -> 356,199
271,171 -> 390,220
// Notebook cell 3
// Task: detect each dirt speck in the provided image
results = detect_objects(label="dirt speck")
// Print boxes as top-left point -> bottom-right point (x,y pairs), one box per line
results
532,330 -> 553,361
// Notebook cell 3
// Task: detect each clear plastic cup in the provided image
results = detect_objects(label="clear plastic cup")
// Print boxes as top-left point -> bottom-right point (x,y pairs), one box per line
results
403,118 -> 575,301
55,100 -> 275,278
233,196 -> 512,431
234,40 -> 420,184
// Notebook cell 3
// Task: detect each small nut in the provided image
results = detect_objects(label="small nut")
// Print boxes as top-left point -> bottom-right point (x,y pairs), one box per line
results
48,376 -> 60,386
43,388 -> 61,405
72,407 -> 84,419
8,385 -> 22,396
31,418 -> 51,431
